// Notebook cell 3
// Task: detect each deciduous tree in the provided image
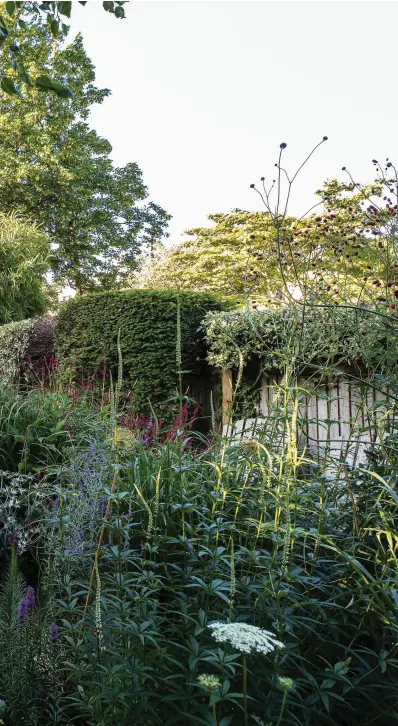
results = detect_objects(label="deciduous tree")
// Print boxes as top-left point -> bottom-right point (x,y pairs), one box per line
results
0,24 -> 170,292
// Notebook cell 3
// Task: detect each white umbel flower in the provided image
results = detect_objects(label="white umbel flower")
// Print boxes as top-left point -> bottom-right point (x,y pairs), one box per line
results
208,622 -> 284,656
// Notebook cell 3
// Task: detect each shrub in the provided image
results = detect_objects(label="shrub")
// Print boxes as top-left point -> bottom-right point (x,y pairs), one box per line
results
55,289 -> 224,412
0,212 -> 51,325
0,316 -> 55,383
0,383 -> 107,473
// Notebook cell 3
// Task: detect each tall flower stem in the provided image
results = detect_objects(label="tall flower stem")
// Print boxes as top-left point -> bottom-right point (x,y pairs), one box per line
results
276,689 -> 288,726
211,695 -> 217,726
243,653 -> 248,726
84,464 -> 119,612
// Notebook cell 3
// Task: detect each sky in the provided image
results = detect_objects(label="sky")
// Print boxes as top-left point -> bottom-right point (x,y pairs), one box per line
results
69,0 -> 398,245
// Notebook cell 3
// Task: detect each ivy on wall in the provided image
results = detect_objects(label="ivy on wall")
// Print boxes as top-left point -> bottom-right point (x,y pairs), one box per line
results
204,305 -> 398,374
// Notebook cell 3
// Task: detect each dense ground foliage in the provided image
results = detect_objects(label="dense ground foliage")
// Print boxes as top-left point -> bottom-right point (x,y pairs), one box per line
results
0,368 -> 397,726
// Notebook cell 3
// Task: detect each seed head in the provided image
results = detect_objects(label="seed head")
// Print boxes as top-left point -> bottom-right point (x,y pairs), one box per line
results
197,674 -> 220,692
278,676 -> 294,691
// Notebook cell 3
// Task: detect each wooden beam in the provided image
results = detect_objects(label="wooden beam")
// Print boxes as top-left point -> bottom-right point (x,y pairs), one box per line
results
222,369 -> 233,426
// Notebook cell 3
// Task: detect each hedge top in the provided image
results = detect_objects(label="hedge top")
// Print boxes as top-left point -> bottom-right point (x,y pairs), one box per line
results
55,289 -> 224,412
204,304 -> 398,375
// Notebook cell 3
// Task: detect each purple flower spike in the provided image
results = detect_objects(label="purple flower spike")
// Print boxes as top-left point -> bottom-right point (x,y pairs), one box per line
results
18,598 -> 28,623
49,622 -> 58,642
26,586 -> 35,609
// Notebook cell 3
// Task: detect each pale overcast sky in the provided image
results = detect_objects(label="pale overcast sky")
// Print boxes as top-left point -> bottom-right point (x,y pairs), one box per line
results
69,1 -> 398,243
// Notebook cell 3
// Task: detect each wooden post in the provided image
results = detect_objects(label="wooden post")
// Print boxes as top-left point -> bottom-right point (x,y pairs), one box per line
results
222,368 -> 233,426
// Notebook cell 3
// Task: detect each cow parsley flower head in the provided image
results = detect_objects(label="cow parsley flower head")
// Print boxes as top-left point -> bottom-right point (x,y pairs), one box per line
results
208,622 -> 284,656
197,674 -> 220,692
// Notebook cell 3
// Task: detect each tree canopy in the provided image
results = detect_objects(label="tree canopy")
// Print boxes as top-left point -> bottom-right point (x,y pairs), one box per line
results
137,210 -> 290,302
0,212 -> 51,324
0,22 -> 170,292
137,174 -> 398,313
0,1 -> 126,98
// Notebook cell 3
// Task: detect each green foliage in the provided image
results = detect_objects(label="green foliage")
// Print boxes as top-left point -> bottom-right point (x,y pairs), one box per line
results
138,175 -> 398,309
0,25 -> 170,292
204,305 -> 398,373
137,210 -> 287,301
48,406 -> 398,726
0,382 -> 107,472
0,368 -> 396,724
55,289 -> 224,413
0,1 -> 126,97
0,213 -> 51,325
0,316 -> 54,383
0,550 -> 61,725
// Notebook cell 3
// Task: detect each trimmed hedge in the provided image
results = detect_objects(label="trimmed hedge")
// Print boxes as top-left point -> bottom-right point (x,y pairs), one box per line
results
55,290 -> 224,411
0,316 -> 55,383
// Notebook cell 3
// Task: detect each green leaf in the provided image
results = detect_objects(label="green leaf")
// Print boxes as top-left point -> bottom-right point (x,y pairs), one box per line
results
20,68 -> 31,85
103,1 -> 114,11
54,85 -> 74,99
9,43 -> 19,53
5,2 -> 16,15
115,5 -> 124,18
58,1 -> 72,18
35,75 -> 74,99
50,19 -> 59,36
1,76 -> 20,96
18,18 -> 26,29
35,74 -> 57,90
